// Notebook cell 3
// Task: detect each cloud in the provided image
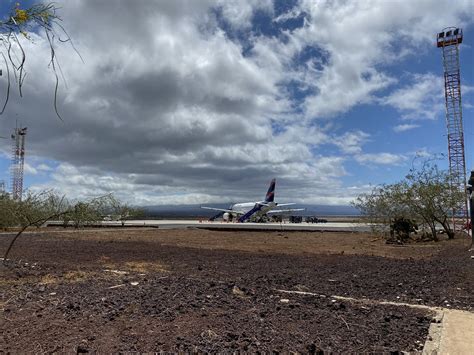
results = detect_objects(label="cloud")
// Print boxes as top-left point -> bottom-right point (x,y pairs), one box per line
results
0,0 -> 472,205
381,73 -> 444,120
251,0 -> 472,120
393,124 -> 420,133
23,163 -> 38,175
30,159 -> 351,205
217,0 -> 273,29
0,1 -> 343,204
412,148 -> 436,159
355,153 -> 408,166
332,131 -> 370,154
462,84 -> 474,95
36,163 -> 54,172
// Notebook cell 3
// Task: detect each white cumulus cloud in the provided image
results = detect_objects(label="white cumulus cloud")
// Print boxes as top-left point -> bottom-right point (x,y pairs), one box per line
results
393,124 -> 420,133
355,153 -> 408,166
0,0 -> 471,204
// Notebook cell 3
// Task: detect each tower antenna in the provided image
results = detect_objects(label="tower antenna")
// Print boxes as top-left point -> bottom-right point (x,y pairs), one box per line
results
437,27 -> 469,231
10,125 -> 27,201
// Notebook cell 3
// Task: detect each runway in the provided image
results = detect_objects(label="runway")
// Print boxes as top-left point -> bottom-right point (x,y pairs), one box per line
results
95,219 -> 372,232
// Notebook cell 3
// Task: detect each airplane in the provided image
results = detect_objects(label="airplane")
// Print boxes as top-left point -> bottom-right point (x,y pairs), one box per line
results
201,178 -> 304,222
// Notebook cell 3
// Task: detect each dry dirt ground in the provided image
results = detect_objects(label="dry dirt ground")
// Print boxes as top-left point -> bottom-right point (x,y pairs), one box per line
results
1,228 -> 473,353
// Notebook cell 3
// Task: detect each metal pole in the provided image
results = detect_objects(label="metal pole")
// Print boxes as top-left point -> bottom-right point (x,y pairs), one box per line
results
437,28 -> 469,230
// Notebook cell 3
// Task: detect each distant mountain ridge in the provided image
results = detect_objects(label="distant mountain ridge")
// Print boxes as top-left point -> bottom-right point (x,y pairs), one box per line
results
142,204 -> 359,218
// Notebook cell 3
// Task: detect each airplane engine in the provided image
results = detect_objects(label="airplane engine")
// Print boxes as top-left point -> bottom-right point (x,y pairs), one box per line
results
223,212 -> 233,222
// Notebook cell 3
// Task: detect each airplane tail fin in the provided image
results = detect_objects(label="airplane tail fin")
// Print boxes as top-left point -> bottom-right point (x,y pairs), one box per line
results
265,178 -> 276,202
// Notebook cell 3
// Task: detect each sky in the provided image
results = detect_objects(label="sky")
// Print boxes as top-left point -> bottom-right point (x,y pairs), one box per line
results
0,0 -> 473,205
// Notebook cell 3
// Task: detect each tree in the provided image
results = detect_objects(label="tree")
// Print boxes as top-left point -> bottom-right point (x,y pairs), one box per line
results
61,194 -> 143,228
62,197 -> 109,229
0,193 -> 18,229
404,163 -> 464,240
0,189 -> 66,229
108,196 -> 144,226
1,191 -> 125,262
352,162 -> 465,242
2,190 -> 69,262
0,2 -> 80,118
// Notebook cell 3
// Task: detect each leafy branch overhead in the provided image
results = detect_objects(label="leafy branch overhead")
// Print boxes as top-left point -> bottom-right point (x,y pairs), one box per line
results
0,2 -> 81,119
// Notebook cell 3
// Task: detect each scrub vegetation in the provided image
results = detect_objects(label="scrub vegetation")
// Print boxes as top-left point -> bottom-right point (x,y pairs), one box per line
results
353,162 -> 465,242
0,190 -> 141,261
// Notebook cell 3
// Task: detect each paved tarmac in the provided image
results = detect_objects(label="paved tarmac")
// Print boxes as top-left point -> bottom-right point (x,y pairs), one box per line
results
97,219 -> 373,232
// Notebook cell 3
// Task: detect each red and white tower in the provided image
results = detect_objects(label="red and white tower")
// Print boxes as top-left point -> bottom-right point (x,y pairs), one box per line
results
10,126 -> 27,201
437,28 -> 469,230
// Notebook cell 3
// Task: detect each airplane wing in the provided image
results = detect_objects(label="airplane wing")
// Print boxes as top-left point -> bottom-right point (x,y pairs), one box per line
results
257,202 -> 296,207
267,208 -> 305,214
201,206 -> 236,214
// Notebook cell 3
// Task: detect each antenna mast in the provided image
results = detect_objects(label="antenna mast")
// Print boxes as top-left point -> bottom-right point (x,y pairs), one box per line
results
437,28 -> 469,231
10,126 -> 27,201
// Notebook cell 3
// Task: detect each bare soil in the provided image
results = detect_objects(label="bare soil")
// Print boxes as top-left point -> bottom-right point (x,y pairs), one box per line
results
1,228 -> 473,353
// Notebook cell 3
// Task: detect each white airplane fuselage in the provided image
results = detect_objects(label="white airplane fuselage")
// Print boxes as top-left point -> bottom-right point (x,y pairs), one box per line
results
231,201 -> 275,214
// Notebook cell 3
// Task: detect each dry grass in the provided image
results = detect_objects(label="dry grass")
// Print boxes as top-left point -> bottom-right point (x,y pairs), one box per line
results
40,274 -> 57,284
38,271 -> 96,285
0,271 -> 94,287
100,260 -> 168,274
63,271 -> 90,282
98,253 -> 168,274
124,261 -> 168,273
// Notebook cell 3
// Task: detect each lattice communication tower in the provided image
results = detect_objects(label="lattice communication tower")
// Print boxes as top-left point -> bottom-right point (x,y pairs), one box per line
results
436,28 -> 468,230
10,126 -> 27,201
